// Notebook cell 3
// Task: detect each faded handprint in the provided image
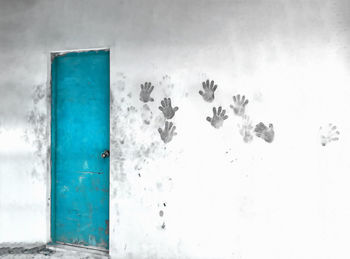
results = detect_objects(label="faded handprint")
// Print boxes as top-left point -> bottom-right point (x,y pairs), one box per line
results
199,79 -> 217,102
238,115 -> 254,143
159,98 -> 179,119
139,82 -> 154,102
320,123 -> 340,146
254,122 -> 274,143
230,94 -> 249,117
158,121 -> 177,143
141,104 -> 153,125
206,106 -> 228,129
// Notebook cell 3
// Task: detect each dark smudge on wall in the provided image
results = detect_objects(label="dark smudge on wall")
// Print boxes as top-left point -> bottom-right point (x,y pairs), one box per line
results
23,83 -> 48,181
110,74 -> 172,197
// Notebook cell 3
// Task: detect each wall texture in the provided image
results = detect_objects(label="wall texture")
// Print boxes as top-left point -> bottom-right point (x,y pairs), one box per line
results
1,0 -> 350,258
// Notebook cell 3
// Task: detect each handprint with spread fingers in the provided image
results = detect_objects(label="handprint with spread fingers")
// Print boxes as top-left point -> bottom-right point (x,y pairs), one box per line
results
230,94 -> 249,117
320,123 -> 340,146
199,79 -> 217,102
206,106 -> 228,129
158,121 -> 177,143
159,98 -> 179,120
139,82 -> 154,103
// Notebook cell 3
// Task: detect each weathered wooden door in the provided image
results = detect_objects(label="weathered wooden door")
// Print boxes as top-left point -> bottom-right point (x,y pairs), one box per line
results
51,50 -> 110,250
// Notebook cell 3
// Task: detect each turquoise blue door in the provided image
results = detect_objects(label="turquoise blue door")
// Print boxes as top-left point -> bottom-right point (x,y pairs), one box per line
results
51,50 -> 110,249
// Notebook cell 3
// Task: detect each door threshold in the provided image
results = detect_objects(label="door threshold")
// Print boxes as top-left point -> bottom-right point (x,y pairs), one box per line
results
47,243 -> 109,258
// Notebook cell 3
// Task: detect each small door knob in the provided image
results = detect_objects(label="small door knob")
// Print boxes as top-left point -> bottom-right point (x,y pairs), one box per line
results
101,150 -> 110,158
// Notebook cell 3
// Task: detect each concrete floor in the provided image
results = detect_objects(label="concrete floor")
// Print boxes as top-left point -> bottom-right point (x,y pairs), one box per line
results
0,244 -> 109,258
1,252 -> 106,259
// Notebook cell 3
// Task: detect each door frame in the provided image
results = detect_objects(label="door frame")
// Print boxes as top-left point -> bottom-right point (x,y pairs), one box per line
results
47,48 -> 111,252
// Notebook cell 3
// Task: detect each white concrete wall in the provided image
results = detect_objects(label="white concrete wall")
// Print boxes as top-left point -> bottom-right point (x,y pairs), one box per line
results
1,0 -> 350,258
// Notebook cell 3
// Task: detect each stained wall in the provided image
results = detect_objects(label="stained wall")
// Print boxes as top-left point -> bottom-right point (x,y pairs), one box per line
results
1,0 -> 350,258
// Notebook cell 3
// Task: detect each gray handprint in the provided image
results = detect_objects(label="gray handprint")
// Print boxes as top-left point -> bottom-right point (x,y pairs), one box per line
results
158,121 -> 177,143
254,122 -> 274,143
230,94 -> 249,117
206,106 -> 228,129
199,79 -> 217,102
159,98 -> 179,119
139,82 -> 154,102
320,123 -> 340,146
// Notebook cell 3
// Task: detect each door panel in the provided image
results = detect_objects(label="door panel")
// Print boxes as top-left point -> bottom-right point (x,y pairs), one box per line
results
51,50 -> 110,249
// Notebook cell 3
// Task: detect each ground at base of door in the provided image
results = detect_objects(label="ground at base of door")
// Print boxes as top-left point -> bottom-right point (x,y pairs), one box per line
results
0,244 -> 108,259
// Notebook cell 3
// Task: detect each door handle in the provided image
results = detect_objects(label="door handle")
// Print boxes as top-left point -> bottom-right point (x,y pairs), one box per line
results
101,150 -> 110,158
